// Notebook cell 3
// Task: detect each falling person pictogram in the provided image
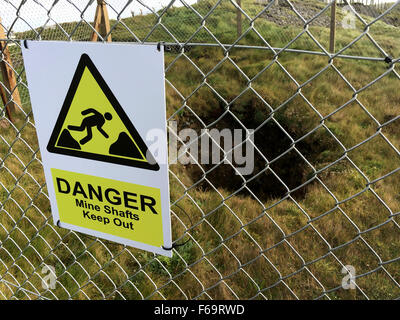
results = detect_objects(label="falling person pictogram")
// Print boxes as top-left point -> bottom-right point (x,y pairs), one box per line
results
67,108 -> 112,145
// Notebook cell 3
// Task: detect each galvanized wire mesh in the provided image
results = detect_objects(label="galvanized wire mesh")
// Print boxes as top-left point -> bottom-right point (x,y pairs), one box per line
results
0,0 -> 399,300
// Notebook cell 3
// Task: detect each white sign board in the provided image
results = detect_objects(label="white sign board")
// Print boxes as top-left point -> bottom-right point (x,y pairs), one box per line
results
22,41 -> 172,257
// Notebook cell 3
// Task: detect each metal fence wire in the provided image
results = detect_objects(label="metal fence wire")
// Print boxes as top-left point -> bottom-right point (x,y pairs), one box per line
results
0,0 -> 400,300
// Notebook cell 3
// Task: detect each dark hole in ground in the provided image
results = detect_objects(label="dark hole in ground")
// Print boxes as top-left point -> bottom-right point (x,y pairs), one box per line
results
173,100 -> 336,202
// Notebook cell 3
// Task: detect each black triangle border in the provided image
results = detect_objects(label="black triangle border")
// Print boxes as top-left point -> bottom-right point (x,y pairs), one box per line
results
47,53 -> 159,171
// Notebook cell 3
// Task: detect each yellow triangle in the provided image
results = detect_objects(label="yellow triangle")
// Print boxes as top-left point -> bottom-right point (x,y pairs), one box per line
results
47,54 -> 159,171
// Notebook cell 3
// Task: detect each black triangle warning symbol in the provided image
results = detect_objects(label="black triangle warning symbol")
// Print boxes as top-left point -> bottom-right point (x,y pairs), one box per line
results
47,53 -> 159,171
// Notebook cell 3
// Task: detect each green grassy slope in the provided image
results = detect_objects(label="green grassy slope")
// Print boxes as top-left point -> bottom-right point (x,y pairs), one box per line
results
1,0 -> 399,299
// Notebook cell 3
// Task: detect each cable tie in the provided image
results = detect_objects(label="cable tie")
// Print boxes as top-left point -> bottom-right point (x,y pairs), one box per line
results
162,204 -> 193,252
384,56 -> 392,64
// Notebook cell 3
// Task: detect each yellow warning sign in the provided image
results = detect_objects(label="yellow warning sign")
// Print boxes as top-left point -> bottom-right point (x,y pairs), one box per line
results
52,168 -> 163,246
23,42 -> 172,255
47,54 -> 159,171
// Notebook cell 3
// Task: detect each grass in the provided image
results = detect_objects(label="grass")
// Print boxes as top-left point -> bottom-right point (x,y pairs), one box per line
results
0,0 -> 399,299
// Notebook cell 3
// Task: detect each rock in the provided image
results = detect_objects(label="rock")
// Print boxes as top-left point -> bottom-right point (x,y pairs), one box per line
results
57,129 -> 81,149
109,132 -> 143,159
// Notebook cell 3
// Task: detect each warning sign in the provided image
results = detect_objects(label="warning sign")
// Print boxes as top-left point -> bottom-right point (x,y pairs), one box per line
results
47,54 -> 159,171
52,168 -> 163,246
22,41 -> 172,256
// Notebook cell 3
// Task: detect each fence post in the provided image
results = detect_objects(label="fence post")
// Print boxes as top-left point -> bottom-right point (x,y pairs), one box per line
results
329,0 -> 336,53
91,0 -> 112,42
0,18 -> 21,122
237,0 -> 242,38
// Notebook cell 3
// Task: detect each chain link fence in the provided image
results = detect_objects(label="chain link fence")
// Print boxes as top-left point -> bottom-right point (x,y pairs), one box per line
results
0,0 -> 399,300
